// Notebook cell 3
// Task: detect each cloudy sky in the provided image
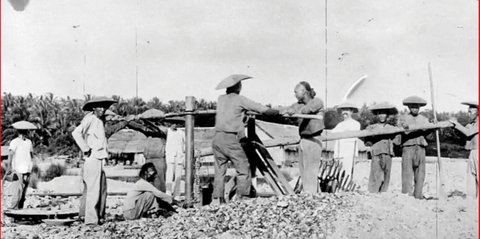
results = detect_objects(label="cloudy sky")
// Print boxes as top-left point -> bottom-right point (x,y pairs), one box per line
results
2,0 -> 478,111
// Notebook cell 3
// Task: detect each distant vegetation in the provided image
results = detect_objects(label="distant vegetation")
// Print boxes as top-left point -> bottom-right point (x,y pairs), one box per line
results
2,93 -> 471,158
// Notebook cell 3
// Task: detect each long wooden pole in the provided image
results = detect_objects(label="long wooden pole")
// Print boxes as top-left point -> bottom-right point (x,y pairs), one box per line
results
163,110 -> 324,120
428,63 -> 446,200
184,96 -> 196,203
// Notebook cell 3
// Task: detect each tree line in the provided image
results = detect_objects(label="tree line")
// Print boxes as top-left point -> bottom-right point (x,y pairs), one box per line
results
2,93 -> 471,158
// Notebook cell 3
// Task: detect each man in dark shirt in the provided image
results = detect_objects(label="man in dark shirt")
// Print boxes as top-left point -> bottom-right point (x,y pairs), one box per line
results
398,96 -> 433,199
281,81 -> 324,194
365,103 -> 400,193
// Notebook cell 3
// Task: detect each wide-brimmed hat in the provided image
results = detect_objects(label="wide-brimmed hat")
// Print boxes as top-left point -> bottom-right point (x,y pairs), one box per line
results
461,101 -> 478,108
82,97 -> 117,111
337,102 -> 359,113
402,96 -> 427,107
11,121 -> 37,130
215,74 -> 252,90
369,102 -> 398,115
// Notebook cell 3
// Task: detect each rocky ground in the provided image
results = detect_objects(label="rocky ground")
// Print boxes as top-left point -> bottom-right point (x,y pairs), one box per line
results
2,158 -> 478,238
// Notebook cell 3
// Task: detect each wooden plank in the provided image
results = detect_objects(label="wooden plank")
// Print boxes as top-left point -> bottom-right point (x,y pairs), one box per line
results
163,110 -> 324,120
321,121 -> 453,141
247,118 -> 295,195
28,192 -> 127,197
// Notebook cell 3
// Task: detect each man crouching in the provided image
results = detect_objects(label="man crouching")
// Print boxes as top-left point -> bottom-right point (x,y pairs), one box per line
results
123,163 -> 175,220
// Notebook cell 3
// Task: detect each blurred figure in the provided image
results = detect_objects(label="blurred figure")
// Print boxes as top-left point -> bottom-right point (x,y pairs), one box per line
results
7,121 -> 36,209
165,118 -> 186,199
449,102 -> 478,198
332,102 -> 361,184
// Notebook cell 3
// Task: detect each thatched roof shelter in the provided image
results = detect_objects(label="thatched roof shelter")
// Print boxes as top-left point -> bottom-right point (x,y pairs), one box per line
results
108,129 -> 147,154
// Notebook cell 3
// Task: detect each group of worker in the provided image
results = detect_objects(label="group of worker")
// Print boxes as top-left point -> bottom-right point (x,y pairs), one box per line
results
210,74 -> 478,204
70,99 -> 186,224
3,74 -> 477,225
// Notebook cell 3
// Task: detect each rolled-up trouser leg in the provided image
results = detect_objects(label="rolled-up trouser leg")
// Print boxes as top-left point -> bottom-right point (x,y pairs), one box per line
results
123,192 -> 158,220
300,137 -> 322,194
148,158 -> 167,192
413,146 -> 426,199
79,180 -> 87,218
83,157 -> 103,224
98,169 -> 107,219
368,156 -> 383,193
401,146 -> 415,194
379,154 -> 392,193
466,150 -> 478,198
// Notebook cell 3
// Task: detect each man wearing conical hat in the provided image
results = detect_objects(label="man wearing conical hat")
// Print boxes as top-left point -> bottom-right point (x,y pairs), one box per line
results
449,101 -> 478,199
7,121 -> 37,209
398,96 -> 433,199
331,102 -> 361,185
365,103 -> 400,193
281,81 -> 325,194
212,74 -> 279,204
72,96 -> 117,225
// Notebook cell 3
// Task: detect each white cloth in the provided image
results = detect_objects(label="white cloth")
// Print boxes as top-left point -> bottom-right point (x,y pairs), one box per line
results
165,128 -> 185,164
332,118 -> 361,179
72,112 -> 109,159
9,137 -> 33,174
165,128 -> 185,195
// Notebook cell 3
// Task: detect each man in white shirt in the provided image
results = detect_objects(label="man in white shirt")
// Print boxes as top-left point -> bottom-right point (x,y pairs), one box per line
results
123,163 -> 174,220
72,97 -> 116,225
8,126 -> 34,209
332,102 -> 361,185
165,119 -> 185,198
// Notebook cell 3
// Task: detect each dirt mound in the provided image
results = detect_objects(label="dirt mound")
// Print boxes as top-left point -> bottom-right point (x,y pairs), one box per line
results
36,176 -> 135,194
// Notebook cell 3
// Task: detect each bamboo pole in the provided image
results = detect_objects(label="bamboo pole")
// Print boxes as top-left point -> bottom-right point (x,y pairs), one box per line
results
194,121 -> 454,157
321,121 -> 453,141
428,63 -> 447,200
184,96 -> 196,203
163,110 -> 324,120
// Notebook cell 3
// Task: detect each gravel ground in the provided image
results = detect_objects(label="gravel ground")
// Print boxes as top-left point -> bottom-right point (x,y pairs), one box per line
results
2,158 -> 478,238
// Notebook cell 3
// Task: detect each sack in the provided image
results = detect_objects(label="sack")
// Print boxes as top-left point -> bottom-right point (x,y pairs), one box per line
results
2,179 -> 24,209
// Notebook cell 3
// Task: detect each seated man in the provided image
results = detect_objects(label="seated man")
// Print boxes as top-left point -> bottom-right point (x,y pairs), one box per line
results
123,163 -> 175,220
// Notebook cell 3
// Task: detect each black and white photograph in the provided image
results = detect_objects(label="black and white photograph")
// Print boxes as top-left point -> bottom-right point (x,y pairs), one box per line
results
1,0 -> 478,238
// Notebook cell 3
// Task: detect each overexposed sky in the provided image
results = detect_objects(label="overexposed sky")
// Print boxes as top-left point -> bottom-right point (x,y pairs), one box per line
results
1,0 -> 478,112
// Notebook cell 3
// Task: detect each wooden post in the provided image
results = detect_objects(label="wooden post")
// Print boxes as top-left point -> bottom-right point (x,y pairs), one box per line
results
185,96 -> 196,203
428,63 -> 446,200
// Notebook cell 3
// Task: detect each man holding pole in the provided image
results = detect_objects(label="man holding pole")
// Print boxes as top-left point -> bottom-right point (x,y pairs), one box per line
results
365,103 -> 399,193
72,96 -> 117,225
449,102 -> 478,198
398,96 -> 433,199
281,81 -> 324,194
211,74 -> 279,204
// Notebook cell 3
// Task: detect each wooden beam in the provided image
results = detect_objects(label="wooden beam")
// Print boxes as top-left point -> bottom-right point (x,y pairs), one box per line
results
163,110 -> 324,120
184,96 -> 196,203
320,121 -> 453,141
